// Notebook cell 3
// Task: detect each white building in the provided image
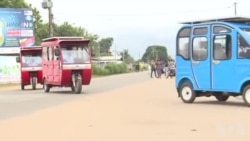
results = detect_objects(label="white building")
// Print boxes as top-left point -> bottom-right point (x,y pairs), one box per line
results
92,55 -> 123,68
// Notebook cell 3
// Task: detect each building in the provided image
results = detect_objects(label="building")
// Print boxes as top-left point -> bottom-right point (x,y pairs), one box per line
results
92,55 -> 123,68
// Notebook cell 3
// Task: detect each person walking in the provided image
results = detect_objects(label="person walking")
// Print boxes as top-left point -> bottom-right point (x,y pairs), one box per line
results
150,60 -> 157,78
156,59 -> 163,78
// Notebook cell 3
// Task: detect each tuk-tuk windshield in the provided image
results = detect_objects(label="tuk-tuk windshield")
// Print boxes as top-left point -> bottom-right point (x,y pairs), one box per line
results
22,53 -> 42,67
61,45 -> 90,64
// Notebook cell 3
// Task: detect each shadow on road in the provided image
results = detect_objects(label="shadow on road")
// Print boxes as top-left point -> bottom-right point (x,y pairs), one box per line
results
48,90 -> 88,95
194,100 -> 247,108
22,88 -> 44,91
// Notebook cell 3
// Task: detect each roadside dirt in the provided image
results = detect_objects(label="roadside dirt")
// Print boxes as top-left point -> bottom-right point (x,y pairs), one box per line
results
0,77 -> 249,141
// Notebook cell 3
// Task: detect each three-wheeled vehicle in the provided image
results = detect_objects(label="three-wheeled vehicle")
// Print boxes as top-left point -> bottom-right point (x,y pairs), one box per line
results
175,16 -> 250,107
16,46 -> 43,90
41,37 -> 92,94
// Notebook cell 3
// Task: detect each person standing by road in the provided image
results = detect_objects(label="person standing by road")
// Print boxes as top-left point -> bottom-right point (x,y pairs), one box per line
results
150,60 -> 157,78
156,59 -> 163,78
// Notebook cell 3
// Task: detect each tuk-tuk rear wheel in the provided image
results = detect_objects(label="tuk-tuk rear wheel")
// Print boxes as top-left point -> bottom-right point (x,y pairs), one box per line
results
21,84 -> 24,90
242,85 -> 250,107
43,79 -> 50,93
214,94 -> 229,102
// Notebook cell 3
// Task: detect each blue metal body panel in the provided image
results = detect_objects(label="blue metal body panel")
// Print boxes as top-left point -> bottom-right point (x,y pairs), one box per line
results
176,17 -> 250,94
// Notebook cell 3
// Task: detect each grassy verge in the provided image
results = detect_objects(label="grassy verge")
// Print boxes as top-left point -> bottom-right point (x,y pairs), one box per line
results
0,83 -> 20,88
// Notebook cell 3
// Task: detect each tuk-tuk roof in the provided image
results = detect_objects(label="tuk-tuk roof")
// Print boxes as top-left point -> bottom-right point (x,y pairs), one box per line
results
20,46 -> 42,51
179,16 -> 250,24
42,37 -> 90,42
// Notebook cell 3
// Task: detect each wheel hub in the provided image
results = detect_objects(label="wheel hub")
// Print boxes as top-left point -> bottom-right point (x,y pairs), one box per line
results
182,87 -> 192,100
245,89 -> 250,103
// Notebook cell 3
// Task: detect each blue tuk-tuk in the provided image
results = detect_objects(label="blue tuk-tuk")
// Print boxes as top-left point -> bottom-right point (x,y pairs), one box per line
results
175,16 -> 250,106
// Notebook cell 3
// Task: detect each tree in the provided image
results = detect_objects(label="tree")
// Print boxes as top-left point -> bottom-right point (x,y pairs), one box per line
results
120,49 -> 134,63
98,37 -> 113,55
0,0 -> 28,8
31,6 -> 48,45
142,45 -> 168,62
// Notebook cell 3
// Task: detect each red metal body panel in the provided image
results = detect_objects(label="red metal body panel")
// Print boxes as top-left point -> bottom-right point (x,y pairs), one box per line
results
41,37 -> 92,88
18,46 -> 43,87
21,70 -> 43,85
60,69 -> 92,86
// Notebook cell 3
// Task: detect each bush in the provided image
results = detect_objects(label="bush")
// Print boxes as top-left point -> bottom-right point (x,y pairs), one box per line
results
101,68 -> 110,75
92,64 -> 99,74
113,65 -> 121,74
121,63 -> 127,73
93,62 -> 128,76
105,63 -> 115,74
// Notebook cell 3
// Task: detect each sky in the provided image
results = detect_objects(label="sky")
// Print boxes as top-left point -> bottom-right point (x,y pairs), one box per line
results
26,0 -> 250,59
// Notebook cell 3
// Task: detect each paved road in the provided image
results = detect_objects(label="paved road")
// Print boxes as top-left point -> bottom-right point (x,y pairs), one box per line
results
0,72 -> 149,120
0,71 -> 250,141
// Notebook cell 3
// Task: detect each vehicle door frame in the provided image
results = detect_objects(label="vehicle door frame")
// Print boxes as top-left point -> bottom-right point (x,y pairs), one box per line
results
190,24 -> 211,90
211,24 -> 235,91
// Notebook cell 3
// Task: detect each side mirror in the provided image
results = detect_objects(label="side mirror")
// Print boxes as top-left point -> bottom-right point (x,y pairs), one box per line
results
16,56 -> 20,63
55,48 -> 60,56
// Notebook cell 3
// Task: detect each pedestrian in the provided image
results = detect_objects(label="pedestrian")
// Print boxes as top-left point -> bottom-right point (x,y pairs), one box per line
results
150,60 -> 157,78
156,59 -> 163,78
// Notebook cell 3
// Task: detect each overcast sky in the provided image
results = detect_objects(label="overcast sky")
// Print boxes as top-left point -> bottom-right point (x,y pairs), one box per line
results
26,0 -> 250,59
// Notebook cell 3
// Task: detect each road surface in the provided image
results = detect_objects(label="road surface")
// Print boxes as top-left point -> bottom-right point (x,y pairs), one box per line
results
0,72 -> 250,141
0,72 -> 148,120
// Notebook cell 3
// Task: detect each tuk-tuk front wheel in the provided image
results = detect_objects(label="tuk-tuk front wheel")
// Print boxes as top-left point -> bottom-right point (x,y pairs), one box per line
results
242,85 -> 250,107
72,73 -> 82,94
32,77 -> 37,90
179,82 -> 196,103
43,79 -> 50,93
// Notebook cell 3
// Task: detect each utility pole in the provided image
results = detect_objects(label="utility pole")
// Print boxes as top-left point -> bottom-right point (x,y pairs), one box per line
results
48,2 -> 53,37
234,2 -> 237,16
122,50 -> 125,62
114,44 -> 116,61
42,0 -> 53,37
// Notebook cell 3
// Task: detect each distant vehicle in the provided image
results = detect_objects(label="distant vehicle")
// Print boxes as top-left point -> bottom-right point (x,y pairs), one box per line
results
16,46 -> 43,90
41,37 -> 92,94
175,16 -> 250,106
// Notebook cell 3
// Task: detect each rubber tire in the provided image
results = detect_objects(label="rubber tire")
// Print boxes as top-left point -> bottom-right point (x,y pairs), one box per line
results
71,85 -> 75,92
32,77 -> 36,90
179,82 -> 196,103
21,84 -> 24,90
242,85 -> 250,107
43,79 -> 50,93
215,94 -> 229,102
74,78 -> 82,94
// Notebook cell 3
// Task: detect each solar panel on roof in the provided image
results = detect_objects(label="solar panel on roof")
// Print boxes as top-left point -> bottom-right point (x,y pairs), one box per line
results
42,37 -> 85,42
179,16 -> 250,24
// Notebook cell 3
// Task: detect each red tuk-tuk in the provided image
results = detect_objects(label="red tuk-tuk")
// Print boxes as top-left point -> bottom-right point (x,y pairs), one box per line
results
16,46 -> 43,90
41,37 -> 92,94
